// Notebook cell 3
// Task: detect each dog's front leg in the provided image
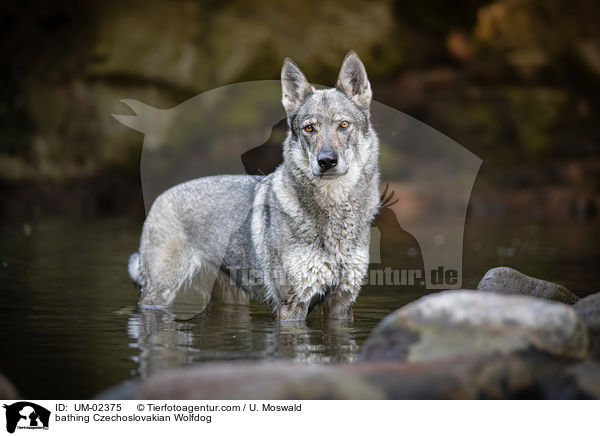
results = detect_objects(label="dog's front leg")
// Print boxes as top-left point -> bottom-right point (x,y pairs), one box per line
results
322,288 -> 355,320
278,301 -> 309,321
277,286 -> 310,322
322,261 -> 367,320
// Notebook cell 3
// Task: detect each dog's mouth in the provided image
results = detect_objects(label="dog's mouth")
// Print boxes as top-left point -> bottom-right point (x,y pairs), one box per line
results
314,171 -> 347,179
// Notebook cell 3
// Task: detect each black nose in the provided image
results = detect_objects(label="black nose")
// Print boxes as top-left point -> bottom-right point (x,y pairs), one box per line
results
317,150 -> 338,171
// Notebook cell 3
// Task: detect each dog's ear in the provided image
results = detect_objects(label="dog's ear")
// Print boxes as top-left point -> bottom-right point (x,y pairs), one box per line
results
281,58 -> 314,116
336,51 -> 372,110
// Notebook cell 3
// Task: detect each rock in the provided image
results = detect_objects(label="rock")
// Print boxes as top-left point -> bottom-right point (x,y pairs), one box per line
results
357,354 -> 600,400
96,355 -> 599,400
0,373 -> 19,400
136,362 -> 385,400
573,292 -> 600,357
358,290 -> 588,363
353,356 -> 542,400
573,292 -> 600,328
92,0 -> 396,91
566,361 -> 600,399
477,267 -> 579,304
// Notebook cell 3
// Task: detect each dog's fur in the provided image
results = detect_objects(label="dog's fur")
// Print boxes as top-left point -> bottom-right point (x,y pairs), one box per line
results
128,51 -> 380,321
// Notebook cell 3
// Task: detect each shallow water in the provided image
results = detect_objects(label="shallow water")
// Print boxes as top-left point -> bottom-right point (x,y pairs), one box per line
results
0,217 -> 598,398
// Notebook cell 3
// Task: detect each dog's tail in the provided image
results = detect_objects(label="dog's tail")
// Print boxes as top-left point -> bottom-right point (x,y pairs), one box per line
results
128,252 -> 142,286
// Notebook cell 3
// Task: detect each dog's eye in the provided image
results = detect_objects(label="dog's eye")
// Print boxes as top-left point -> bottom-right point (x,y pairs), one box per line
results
340,121 -> 350,129
304,125 -> 314,132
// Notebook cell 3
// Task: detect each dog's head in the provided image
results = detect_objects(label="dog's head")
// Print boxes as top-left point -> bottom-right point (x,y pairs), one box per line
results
281,51 -> 375,180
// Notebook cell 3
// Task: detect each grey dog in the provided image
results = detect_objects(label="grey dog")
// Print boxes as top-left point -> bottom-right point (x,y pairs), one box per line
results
128,51 -> 380,321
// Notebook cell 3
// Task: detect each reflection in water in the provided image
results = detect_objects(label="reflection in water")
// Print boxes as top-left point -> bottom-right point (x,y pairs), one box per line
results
127,303 -> 358,378
0,217 -> 597,398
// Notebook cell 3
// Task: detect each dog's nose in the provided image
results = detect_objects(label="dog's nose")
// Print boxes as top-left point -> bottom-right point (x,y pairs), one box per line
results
317,150 -> 338,171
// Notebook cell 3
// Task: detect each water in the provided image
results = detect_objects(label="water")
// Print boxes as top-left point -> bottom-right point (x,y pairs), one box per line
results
0,217 -> 598,399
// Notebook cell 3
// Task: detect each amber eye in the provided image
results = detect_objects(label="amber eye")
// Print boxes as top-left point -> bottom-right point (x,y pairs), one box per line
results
304,125 -> 313,132
340,121 -> 349,129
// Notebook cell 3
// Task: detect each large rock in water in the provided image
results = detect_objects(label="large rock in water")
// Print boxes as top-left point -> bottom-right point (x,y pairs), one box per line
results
477,267 -> 579,304
358,290 -> 588,363
97,354 -> 600,400
573,292 -> 600,329
573,292 -> 600,357
110,362 -> 386,400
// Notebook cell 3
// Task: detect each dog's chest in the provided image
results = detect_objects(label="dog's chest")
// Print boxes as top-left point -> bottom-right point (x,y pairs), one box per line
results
319,203 -> 361,255
283,202 -> 367,290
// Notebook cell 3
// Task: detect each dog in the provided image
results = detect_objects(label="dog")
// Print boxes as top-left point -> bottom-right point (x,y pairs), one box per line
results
128,51 -> 380,321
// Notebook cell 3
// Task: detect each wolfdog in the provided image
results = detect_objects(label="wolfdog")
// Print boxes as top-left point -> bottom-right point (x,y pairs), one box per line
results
128,51 -> 380,321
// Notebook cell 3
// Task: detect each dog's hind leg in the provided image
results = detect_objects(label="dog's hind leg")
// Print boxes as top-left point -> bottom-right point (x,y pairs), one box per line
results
140,235 -> 214,319
168,258 -> 218,319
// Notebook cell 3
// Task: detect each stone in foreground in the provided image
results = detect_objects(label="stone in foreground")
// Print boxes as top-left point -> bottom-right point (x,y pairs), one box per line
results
477,266 -> 579,304
96,355 -> 600,400
573,291 -> 600,357
358,290 -> 588,363
134,363 -> 385,400
573,292 -> 600,329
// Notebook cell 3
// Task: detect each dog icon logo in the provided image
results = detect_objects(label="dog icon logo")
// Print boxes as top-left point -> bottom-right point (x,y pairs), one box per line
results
3,402 -> 50,433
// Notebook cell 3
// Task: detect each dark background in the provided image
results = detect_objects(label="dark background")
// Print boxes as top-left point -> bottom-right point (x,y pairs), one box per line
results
0,0 -> 599,220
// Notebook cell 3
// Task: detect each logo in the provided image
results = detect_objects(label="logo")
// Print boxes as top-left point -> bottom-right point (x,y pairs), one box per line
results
113,80 -> 481,316
3,402 -> 50,434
